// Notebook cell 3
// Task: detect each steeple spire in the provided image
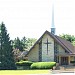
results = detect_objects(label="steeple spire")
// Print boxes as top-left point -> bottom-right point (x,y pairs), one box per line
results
51,2 -> 55,34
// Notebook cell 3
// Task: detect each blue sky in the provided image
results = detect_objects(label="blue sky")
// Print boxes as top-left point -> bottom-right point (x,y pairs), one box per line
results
0,0 -> 75,39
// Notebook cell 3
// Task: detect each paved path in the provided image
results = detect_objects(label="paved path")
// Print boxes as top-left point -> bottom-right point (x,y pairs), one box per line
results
26,70 -> 75,75
52,70 -> 75,74
27,73 -> 75,75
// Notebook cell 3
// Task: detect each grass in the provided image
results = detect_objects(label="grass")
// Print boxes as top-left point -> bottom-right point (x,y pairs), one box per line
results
0,70 -> 50,75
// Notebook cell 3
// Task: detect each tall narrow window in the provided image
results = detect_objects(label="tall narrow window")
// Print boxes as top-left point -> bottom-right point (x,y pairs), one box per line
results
39,40 -> 42,61
54,42 -> 59,54
54,56 -> 59,63
54,42 -> 59,62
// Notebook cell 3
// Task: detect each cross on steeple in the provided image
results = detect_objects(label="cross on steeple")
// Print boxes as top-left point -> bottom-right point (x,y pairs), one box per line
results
44,38 -> 52,54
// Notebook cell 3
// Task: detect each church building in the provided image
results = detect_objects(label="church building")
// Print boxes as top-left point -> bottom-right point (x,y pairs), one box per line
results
25,5 -> 75,65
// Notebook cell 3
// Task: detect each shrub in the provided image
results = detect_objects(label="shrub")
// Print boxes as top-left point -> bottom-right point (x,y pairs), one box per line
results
70,61 -> 75,66
70,61 -> 75,63
30,62 -> 56,69
16,60 -> 33,66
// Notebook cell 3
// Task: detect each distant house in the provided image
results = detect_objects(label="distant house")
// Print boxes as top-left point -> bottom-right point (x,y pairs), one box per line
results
26,30 -> 75,65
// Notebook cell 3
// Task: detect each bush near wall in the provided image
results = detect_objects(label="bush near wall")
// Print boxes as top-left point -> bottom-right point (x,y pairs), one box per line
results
70,61 -> 75,66
16,60 -> 33,66
30,62 -> 56,69
16,60 -> 33,69
70,61 -> 75,63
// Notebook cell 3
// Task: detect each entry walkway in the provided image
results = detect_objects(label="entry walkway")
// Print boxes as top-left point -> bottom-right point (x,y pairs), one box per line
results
52,65 -> 75,74
52,70 -> 75,74
60,65 -> 75,70
27,72 -> 75,75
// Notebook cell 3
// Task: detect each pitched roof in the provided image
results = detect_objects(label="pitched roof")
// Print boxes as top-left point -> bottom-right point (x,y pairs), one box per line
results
20,51 -> 28,57
55,35 -> 75,54
26,30 -> 75,56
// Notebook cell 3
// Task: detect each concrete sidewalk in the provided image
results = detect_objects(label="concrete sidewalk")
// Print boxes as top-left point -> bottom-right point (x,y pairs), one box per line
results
27,73 -> 75,75
52,70 -> 75,74
26,70 -> 75,75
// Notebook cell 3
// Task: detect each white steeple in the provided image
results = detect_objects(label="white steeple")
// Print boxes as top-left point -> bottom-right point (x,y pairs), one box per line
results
51,2 -> 55,34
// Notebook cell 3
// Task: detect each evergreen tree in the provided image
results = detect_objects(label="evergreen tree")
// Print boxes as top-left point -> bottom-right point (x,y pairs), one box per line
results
0,22 -> 17,70
21,36 -> 28,49
13,37 -> 24,51
12,37 -> 37,51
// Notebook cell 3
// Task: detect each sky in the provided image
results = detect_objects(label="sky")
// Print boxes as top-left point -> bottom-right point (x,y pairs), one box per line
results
0,0 -> 75,40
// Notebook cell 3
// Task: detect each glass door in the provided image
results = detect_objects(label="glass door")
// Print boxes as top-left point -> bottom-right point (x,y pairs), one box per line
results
61,57 -> 68,65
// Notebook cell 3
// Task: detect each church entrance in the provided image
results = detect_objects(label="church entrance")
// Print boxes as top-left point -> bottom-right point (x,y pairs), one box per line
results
61,57 -> 68,65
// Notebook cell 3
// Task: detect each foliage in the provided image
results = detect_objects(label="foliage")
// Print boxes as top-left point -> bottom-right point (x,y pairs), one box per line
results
27,38 -> 37,49
30,62 -> 56,69
70,61 -> 75,65
59,34 -> 75,46
70,61 -> 75,63
12,37 -> 37,51
12,37 -> 36,61
12,49 -> 22,61
12,37 -> 26,51
0,22 -> 17,70
16,60 -> 33,66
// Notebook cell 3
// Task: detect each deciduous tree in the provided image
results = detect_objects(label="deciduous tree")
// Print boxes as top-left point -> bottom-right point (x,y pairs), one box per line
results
59,34 -> 75,46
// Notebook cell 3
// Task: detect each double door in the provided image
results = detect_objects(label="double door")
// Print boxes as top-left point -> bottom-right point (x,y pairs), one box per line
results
61,57 -> 68,65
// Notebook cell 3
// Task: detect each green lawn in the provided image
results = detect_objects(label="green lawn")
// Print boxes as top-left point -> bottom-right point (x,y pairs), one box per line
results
0,70 -> 51,75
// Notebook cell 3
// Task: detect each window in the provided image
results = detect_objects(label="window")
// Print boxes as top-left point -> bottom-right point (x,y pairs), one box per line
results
39,40 -> 42,61
54,42 -> 59,54
54,56 -> 59,63
65,50 -> 69,53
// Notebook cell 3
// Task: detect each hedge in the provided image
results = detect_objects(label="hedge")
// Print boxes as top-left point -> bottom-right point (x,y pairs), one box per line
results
16,60 -> 33,66
70,61 -> 75,63
30,62 -> 56,69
